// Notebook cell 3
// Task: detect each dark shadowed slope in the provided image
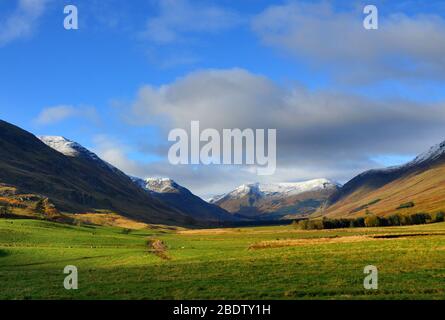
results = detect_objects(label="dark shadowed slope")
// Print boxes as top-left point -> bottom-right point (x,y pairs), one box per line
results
0,120 -> 190,225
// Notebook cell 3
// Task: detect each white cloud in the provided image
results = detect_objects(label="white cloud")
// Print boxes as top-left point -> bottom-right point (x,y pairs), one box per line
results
119,68 -> 445,196
0,0 -> 51,46
92,135 -> 141,174
35,105 -> 98,125
252,1 -> 445,83
143,0 -> 242,44
92,134 -> 277,197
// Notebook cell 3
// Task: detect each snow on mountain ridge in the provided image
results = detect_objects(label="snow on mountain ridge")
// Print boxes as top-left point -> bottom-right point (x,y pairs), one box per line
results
210,178 -> 339,203
258,179 -> 337,195
38,135 -> 103,161
38,136 -> 120,173
131,177 -> 181,193
145,177 -> 180,193
410,140 -> 445,165
359,139 -> 445,177
37,137 -> 184,194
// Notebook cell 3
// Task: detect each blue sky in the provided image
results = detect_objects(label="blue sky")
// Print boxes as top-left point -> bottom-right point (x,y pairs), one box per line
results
1,0 -> 445,196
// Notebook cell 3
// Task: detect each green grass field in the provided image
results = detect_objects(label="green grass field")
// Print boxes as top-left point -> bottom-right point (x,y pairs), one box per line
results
0,219 -> 444,300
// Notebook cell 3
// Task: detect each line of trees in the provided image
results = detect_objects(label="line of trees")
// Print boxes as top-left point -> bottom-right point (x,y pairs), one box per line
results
295,211 -> 445,230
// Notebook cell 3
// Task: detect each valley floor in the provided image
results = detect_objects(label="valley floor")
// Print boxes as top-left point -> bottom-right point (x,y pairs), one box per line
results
0,219 -> 444,299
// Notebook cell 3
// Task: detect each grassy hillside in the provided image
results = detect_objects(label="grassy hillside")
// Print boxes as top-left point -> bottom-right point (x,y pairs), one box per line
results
322,163 -> 445,218
1,218 -> 444,299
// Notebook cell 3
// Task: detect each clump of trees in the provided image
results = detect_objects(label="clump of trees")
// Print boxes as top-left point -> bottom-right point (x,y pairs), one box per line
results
295,211 -> 445,230
0,203 -> 12,216
34,198 -> 59,218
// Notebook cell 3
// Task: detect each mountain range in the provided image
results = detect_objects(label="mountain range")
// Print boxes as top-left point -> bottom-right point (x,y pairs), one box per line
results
37,135 -> 235,225
209,179 -> 340,219
1,119 -> 445,226
131,177 -> 239,223
0,120 -> 192,225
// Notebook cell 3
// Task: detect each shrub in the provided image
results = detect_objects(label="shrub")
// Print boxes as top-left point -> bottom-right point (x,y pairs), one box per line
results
350,199 -> 381,214
307,220 -> 324,230
378,216 -> 390,227
297,219 -> 324,230
409,212 -> 430,225
396,201 -> 415,210
364,215 -> 381,227
0,204 -> 12,216
297,220 -> 309,230
350,217 -> 365,228
325,218 -> 350,229
34,198 -> 59,218
387,214 -> 403,226
368,199 -> 382,206
121,228 -> 132,234
433,212 -> 444,222
350,204 -> 368,214
34,199 -> 45,214
398,214 -> 410,225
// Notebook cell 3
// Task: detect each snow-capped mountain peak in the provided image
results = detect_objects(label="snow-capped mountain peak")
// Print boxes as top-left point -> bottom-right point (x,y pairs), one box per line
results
409,140 -> 445,166
131,177 -> 181,193
145,178 -> 180,193
258,178 -> 337,196
38,135 -> 121,173
39,136 -> 98,160
360,139 -> 445,177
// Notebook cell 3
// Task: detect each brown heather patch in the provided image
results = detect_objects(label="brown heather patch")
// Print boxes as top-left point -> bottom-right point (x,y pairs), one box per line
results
0,197 -> 22,206
248,232 -> 445,249
249,235 -> 374,249
177,226 -> 330,236
178,228 -> 245,235
72,213 -> 150,230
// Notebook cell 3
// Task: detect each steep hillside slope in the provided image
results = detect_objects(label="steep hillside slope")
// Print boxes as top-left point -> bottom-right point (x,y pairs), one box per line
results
0,120 -> 189,225
323,140 -> 445,218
